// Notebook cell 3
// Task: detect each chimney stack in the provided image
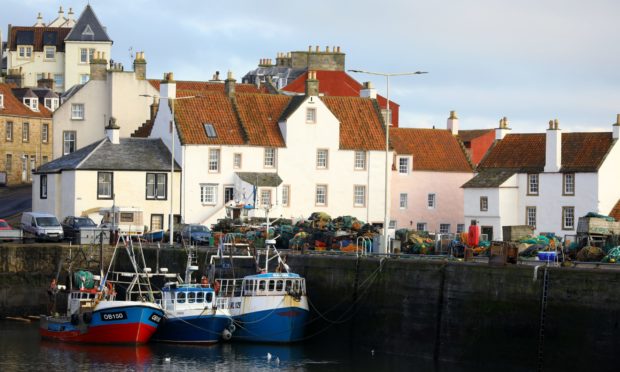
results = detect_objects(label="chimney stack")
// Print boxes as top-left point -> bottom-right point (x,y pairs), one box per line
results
37,73 -> 54,90
447,110 -> 459,135
160,72 -> 176,100
225,71 -> 236,98
34,13 -> 44,27
495,116 -> 511,140
105,117 -> 120,145
6,68 -> 24,88
305,71 -> 319,96
90,51 -> 107,81
544,119 -> 562,173
360,81 -> 377,99
613,114 -> 620,140
133,51 -> 147,80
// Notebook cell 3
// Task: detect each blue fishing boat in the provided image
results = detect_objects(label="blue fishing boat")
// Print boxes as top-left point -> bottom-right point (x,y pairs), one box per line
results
142,230 -> 164,242
151,254 -> 233,344
210,236 -> 309,343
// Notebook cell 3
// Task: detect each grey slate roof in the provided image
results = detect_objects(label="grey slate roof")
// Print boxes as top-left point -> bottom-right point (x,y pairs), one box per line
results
462,169 -> 515,188
236,172 -> 283,187
37,138 -> 180,174
65,5 -> 112,42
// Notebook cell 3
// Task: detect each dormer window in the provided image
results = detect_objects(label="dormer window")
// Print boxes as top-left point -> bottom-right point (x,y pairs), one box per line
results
23,97 -> 39,111
203,123 -> 217,138
44,97 -> 59,111
82,24 -> 94,37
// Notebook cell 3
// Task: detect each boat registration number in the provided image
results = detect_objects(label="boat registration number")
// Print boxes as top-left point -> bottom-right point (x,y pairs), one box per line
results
149,313 -> 162,324
100,311 -> 127,321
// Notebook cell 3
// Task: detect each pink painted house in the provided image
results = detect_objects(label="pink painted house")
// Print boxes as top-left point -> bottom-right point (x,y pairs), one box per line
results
389,126 -> 473,233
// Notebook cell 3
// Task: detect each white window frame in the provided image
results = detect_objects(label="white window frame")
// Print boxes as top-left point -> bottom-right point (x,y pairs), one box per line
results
22,122 -> 29,142
315,184 -> 327,206
562,206 -> 575,230
40,175 -> 48,199
264,148 -> 276,168
306,108 -> 317,123
457,224 -> 465,234
480,196 -> 488,212
233,153 -> 242,169
0,94 -> 3,108
260,189 -> 272,207
44,98 -> 59,111
439,224 -> 450,234
427,193 -> 436,209
200,184 -> 218,205
316,149 -> 328,169
416,222 -> 427,232
354,185 -> 366,207
526,206 -> 537,228
527,174 -> 539,195
563,173 -> 575,196
24,98 -> 38,111
44,46 -> 55,60
399,193 -> 408,209
208,148 -> 220,172
54,74 -> 64,88
354,150 -> 366,170
398,156 -> 410,175
63,131 -> 76,155
5,121 -> 13,141
282,185 -> 290,207
71,103 -> 84,120
41,123 -> 49,143
18,45 -> 32,59
97,172 -> 113,199
79,48 -> 95,64
146,173 -> 167,200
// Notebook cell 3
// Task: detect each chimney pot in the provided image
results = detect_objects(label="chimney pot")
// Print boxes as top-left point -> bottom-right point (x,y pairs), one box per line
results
308,45 -> 312,52
326,46 -> 330,52
613,114 -> 620,139
315,45 -> 319,52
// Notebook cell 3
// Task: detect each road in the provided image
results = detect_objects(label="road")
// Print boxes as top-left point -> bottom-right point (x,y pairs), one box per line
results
0,185 -> 32,220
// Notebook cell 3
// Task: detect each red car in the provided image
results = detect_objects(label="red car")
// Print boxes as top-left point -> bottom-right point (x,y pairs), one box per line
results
0,219 -> 12,230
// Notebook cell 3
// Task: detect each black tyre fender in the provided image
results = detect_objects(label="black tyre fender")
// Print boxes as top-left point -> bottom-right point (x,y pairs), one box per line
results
82,312 -> 92,324
70,313 -> 79,325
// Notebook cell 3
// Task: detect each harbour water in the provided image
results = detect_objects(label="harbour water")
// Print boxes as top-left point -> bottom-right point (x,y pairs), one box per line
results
1,320 -> 435,372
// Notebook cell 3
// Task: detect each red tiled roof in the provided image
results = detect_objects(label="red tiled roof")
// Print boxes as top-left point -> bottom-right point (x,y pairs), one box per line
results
8,26 -> 71,52
321,96 -> 386,151
148,80 -> 269,95
235,94 -> 291,147
174,92 -> 246,145
479,132 -> 614,172
610,200 -> 620,221
282,71 -> 400,126
0,84 -> 52,118
390,128 -> 472,172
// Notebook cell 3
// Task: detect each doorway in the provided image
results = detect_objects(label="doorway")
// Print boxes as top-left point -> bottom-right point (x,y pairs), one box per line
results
481,226 -> 493,242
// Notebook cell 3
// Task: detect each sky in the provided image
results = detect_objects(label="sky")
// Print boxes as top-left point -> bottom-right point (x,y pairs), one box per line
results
2,0 -> 620,133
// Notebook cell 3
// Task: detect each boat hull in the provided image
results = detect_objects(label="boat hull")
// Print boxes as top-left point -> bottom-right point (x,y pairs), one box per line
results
229,296 -> 309,343
152,314 -> 231,344
40,302 -> 163,344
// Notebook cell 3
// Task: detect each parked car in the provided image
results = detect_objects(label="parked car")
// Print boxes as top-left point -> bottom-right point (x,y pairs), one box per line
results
21,212 -> 64,242
61,216 -> 97,240
0,219 -> 12,230
178,224 -> 212,245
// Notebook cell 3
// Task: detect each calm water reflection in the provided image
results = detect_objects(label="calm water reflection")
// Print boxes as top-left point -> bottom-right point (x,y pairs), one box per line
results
0,321 -> 434,372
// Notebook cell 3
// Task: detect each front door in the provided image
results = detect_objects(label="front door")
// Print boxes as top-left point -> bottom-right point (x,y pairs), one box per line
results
21,156 -> 28,182
481,226 -> 493,242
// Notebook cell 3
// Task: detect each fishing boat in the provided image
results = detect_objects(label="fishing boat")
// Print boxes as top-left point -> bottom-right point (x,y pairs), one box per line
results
150,256 -> 234,344
40,235 -> 164,344
210,236 -> 309,343
142,230 -> 164,242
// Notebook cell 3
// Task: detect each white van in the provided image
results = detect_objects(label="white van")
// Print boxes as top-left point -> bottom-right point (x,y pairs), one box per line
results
21,212 -> 64,242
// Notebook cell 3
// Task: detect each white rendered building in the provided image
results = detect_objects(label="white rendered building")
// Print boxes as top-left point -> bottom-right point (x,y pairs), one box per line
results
463,118 -> 620,240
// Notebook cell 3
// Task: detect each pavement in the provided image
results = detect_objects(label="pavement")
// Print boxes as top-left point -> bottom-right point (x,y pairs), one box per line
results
0,184 -> 32,223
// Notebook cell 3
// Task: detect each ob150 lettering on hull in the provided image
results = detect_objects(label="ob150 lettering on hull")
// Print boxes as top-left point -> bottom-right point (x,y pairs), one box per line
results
100,311 -> 127,321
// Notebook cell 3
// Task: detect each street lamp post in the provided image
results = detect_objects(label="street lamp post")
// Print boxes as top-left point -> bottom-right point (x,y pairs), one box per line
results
140,94 -> 202,247
348,69 -> 427,254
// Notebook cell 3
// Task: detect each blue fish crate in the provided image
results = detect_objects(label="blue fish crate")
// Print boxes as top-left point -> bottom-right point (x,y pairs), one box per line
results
537,251 -> 557,261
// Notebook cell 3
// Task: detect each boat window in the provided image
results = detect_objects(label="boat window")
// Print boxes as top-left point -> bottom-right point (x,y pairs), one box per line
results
188,292 -> 196,303
276,280 -> 283,292
245,280 -> 254,293
268,280 -> 275,292
258,280 -> 266,291
196,292 -> 204,303
285,280 -> 292,291
293,280 -> 300,292
206,292 -> 213,303
177,292 -> 186,304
